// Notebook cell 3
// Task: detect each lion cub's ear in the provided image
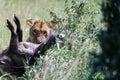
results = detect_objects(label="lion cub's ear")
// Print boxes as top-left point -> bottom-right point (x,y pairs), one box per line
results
49,20 -> 58,29
26,17 -> 34,27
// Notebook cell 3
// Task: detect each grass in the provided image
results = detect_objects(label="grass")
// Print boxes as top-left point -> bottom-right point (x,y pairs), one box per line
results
0,0 -> 104,80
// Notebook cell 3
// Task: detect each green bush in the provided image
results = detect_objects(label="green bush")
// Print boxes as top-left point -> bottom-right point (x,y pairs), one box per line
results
90,0 -> 120,79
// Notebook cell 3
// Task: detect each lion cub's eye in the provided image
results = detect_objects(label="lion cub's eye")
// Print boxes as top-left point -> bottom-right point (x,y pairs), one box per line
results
43,31 -> 47,37
33,29 -> 37,35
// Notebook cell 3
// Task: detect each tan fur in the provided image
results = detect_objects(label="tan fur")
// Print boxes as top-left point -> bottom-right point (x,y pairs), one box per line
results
26,18 -> 57,44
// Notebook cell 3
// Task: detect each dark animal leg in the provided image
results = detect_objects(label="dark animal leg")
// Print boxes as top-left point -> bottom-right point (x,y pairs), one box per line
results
14,15 -> 23,42
37,35 -> 56,54
35,33 -> 65,56
28,35 -> 56,65
7,20 -> 18,51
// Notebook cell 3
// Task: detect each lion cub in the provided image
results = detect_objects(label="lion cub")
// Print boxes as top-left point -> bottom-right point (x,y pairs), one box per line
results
26,18 -> 57,44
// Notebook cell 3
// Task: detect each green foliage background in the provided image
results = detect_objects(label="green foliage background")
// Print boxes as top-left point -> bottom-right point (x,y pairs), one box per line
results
91,0 -> 120,79
0,0 -> 104,80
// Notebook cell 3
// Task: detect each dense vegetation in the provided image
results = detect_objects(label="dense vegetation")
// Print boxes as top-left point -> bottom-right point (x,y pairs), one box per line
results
90,0 -> 120,79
